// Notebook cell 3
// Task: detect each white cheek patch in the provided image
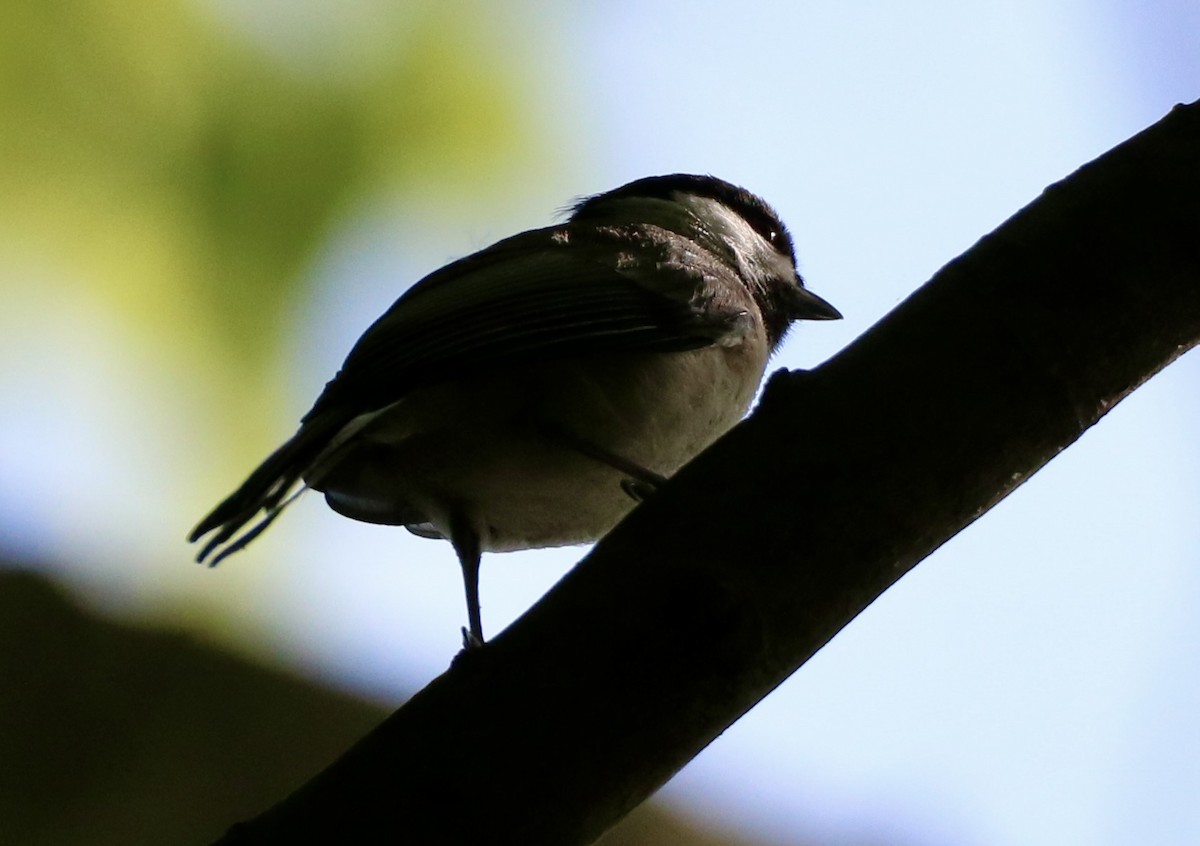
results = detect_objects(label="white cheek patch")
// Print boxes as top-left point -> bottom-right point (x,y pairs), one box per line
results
676,194 -> 778,281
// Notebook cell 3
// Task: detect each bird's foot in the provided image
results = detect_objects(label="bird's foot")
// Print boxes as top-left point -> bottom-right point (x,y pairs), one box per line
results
621,478 -> 659,503
451,627 -> 488,670
461,626 -> 485,650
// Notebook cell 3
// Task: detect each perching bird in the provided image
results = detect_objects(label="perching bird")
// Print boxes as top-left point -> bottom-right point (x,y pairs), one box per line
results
189,174 -> 840,646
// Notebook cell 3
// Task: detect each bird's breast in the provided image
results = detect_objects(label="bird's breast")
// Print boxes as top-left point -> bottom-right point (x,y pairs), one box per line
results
316,334 -> 770,553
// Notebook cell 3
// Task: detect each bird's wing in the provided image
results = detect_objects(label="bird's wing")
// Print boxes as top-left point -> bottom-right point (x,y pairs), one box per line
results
190,222 -> 750,564
303,222 -> 751,420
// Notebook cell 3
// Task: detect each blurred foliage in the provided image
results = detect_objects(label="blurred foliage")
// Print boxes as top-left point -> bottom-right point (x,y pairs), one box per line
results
0,0 -> 558,554
0,567 -> 775,845
0,0 -> 543,374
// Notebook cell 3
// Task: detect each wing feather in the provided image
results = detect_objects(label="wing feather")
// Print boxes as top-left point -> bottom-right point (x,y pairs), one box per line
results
305,223 -> 746,420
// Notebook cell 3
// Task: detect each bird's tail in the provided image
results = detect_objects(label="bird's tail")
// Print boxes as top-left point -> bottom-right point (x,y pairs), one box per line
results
189,415 -> 345,566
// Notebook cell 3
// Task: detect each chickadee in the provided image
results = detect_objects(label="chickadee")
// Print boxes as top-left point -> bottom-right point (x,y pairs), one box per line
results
190,174 -> 840,646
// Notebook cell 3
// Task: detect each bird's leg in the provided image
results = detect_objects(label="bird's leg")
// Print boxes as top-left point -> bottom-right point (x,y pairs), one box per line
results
449,511 -> 485,649
540,422 -> 667,500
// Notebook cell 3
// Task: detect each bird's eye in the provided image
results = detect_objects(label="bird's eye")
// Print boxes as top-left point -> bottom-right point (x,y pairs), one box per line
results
738,204 -> 791,257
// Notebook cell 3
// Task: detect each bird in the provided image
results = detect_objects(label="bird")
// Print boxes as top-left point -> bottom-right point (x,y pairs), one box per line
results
189,173 -> 841,646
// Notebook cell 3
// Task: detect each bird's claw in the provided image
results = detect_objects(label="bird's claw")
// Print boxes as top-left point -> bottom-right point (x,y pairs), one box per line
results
461,626 -> 484,650
621,478 -> 659,503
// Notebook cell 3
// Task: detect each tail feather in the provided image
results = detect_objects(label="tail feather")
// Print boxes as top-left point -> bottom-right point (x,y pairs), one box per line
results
189,415 -> 345,565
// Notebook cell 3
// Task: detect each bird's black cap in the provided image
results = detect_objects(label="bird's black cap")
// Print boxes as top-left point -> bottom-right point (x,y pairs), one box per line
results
571,174 -> 798,265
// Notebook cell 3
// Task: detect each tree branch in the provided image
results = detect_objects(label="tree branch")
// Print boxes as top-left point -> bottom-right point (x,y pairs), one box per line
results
215,100 -> 1200,845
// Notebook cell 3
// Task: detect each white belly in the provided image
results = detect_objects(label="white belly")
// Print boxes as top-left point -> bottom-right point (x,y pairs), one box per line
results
313,335 -> 769,552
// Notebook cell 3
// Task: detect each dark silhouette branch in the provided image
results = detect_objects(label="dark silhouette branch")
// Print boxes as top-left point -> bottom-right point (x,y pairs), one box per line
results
215,100 -> 1200,845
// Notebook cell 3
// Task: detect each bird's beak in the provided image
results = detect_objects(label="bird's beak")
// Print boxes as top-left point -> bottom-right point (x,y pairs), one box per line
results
788,284 -> 842,321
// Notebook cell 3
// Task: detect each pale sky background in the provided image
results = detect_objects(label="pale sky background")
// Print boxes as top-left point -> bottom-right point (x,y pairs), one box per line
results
2,2 -> 1199,845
